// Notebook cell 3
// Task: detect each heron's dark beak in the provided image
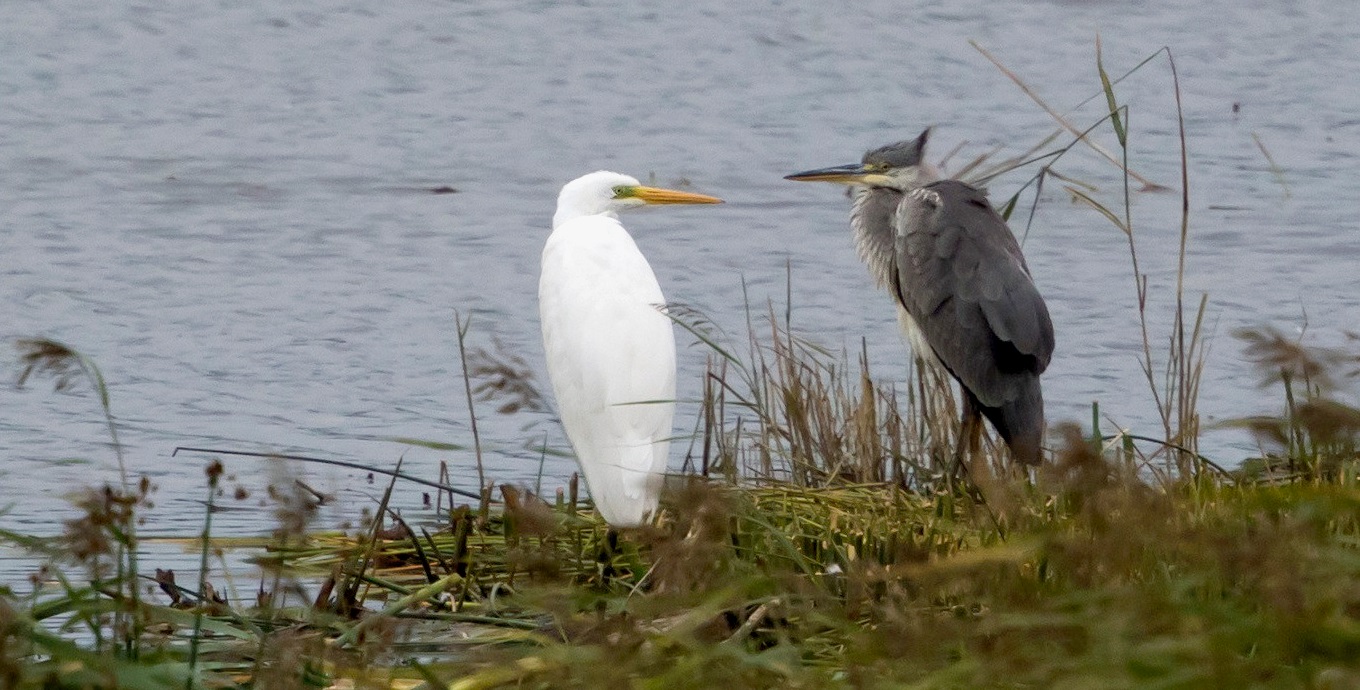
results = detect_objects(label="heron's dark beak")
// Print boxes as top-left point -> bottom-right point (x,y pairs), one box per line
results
784,164 -> 889,185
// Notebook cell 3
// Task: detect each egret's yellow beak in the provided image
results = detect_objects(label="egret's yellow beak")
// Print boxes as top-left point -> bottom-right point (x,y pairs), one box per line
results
627,186 -> 723,205
784,163 -> 891,186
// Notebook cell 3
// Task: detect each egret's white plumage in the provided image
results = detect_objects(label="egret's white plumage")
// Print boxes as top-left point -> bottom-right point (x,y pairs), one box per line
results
539,171 -> 721,527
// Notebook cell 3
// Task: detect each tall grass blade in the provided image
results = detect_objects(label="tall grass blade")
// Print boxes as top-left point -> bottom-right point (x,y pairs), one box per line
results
1252,132 -> 1291,200
456,311 -> 488,494
1065,186 -> 1130,235
1096,35 -> 1127,146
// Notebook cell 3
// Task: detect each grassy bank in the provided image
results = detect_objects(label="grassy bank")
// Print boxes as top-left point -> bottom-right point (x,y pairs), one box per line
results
6,310 -> 1360,689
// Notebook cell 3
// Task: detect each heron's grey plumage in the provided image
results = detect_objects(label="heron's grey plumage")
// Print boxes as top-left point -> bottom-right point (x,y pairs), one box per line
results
788,129 -> 1054,465
892,181 -> 1054,464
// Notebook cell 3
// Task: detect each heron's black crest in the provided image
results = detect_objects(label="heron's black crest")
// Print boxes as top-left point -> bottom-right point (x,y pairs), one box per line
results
862,128 -> 931,169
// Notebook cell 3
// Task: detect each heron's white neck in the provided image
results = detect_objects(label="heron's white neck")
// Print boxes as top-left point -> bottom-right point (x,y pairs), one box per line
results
849,188 -> 899,291
847,163 -> 942,290
891,161 -> 942,192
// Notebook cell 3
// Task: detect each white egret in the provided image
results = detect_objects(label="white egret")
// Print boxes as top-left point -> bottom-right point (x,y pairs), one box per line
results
539,171 -> 722,527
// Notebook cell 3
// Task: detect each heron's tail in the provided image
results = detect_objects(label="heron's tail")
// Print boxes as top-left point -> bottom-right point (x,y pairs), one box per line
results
978,380 -> 1046,466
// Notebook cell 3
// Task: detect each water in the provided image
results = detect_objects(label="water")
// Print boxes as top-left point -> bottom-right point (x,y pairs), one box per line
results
3,0 -> 1359,583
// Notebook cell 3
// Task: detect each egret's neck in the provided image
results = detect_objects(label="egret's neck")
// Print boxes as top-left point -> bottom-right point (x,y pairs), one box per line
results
553,207 -> 618,231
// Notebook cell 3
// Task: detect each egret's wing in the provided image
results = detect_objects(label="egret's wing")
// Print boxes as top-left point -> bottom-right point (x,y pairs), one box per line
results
539,216 -> 675,526
891,180 -> 1055,409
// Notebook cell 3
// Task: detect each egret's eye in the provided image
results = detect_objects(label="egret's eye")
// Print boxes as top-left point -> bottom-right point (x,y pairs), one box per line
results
612,185 -> 636,199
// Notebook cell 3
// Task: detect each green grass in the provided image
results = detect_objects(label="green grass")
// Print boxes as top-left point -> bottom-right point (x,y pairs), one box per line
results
6,311 -> 1360,689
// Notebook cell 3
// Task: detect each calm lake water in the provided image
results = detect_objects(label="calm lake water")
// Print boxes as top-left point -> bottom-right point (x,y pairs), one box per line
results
3,1 -> 1359,582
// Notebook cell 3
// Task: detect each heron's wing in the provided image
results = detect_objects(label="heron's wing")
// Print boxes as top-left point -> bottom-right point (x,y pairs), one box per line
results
539,216 -> 675,526
892,180 -> 1054,409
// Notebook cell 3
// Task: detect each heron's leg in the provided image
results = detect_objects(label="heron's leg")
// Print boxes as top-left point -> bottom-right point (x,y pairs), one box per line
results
916,355 -> 957,478
948,400 -> 982,491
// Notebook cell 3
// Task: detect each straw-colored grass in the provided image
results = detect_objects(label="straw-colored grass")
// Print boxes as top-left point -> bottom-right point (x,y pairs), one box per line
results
7,304 -> 1360,688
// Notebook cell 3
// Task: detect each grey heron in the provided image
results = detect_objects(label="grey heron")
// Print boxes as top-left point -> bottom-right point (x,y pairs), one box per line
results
785,129 -> 1054,466
540,171 -> 722,527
